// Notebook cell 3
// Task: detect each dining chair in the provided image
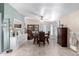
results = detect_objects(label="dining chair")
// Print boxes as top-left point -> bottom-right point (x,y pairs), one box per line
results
33,32 -> 39,44
27,30 -> 34,40
45,31 -> 50,44
38,31 -> 45,47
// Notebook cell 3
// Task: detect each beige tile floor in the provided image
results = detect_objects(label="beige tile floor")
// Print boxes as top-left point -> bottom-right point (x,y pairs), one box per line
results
0,38 -> 78,56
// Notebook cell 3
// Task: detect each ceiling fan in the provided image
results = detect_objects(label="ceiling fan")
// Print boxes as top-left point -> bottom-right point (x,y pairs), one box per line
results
26,10 -> 45,20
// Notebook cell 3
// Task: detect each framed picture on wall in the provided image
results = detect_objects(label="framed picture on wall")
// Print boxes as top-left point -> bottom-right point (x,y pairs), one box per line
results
14,24 -> 22,28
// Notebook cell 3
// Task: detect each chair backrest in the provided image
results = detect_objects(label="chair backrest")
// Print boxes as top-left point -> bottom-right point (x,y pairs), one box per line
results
39,31 -> 45,40
27,30 -> 34,40
48,31 -> 50,38
48,31 -> 50,35
45,31 -> 50,38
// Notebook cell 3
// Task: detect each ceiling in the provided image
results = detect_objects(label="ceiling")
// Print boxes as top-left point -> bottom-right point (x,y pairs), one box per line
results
9,3 -> 79,21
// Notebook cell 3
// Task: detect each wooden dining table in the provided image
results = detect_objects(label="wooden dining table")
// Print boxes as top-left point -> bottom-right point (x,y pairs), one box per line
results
33,32 -> 49,46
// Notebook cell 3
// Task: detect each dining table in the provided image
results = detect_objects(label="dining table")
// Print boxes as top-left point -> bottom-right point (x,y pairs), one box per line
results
33,32 -> 50,46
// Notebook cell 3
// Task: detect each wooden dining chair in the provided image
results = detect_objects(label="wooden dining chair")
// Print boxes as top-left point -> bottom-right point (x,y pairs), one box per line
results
37,31 -> 45,47
45,31 -> 50,44
27,30 -> 34,40
33,33 -> 39,44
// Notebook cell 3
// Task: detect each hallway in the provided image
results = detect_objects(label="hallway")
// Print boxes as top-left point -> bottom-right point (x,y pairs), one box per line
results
0,37 -> 78,56
1,3 -> 79,56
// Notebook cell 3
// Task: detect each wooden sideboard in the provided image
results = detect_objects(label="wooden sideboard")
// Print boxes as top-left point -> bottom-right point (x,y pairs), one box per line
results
57,27 -> 68,47
27,24 -> 39,40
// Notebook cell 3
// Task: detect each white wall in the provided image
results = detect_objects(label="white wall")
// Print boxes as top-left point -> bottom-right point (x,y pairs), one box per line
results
61,10 -> 79,32
60,10 -> 79,52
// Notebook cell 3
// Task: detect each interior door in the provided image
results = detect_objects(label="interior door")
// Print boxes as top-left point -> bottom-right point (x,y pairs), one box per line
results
0,13 -> 2,53
3,18 -> 10,51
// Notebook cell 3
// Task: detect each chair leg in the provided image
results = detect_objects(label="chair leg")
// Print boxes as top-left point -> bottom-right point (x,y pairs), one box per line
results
37,40 -> 40,47
33,38 -> 35,44
47,38 -> 49,44
39,42 -> 40,47
37,39 -> 39,44
43,40 -> 45,46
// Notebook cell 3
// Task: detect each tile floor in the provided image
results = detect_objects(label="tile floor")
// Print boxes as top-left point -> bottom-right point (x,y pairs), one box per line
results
0,37 -> 78,56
